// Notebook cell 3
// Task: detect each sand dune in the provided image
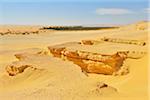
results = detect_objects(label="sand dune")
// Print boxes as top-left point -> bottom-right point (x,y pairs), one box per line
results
0,21 -> 149,100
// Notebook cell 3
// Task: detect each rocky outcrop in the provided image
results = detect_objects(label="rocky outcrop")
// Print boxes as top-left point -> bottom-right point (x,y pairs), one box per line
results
0,30 -> 39,36
48,45 -> 127,75
5,49 -> 49,76
101,37 -> 146,46
5,64 -> 36,76
0,25 -> 42,36
48,39 -> 146,75
80,40 -> 101,45
80,38 -> 146,46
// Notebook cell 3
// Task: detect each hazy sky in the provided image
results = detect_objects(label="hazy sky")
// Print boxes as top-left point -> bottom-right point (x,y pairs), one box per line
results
0,0 -> 149,25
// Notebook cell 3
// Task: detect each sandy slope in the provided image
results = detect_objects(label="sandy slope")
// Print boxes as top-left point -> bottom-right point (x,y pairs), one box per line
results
0,21 -> 149,100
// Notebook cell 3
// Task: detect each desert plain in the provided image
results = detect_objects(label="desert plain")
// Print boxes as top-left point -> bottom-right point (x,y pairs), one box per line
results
0,21 -> 149,100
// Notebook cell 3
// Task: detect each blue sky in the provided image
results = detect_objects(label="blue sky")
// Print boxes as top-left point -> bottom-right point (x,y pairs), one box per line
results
0,0 -> 149,25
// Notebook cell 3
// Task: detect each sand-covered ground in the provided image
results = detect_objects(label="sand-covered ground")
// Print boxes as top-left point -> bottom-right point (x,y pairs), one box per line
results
0,21 -> 149,100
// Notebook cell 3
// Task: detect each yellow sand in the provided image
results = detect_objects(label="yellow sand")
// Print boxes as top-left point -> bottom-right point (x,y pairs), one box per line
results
0,21 -> 149,100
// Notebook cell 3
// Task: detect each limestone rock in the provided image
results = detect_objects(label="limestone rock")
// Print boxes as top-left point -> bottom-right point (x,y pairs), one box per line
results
48,44 -> 127,75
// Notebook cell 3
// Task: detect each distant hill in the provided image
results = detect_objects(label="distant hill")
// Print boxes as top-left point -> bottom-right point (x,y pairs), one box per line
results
119,21 -> 149,31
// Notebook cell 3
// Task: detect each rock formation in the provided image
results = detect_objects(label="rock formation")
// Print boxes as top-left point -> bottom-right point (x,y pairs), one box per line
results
48,44 -> 127,75
5,64 -> 36,76
101,37 -> 146,46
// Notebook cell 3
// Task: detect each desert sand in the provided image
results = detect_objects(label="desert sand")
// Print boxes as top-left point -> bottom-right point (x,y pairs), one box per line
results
0,21 -> 149,100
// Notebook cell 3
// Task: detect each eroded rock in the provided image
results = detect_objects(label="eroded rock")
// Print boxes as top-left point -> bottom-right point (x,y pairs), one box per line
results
5,53 -> 44,76
80,40 -> 101,45
48,45 -> 127,75
5,64 -> 36,76
101,37 -> 146,46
